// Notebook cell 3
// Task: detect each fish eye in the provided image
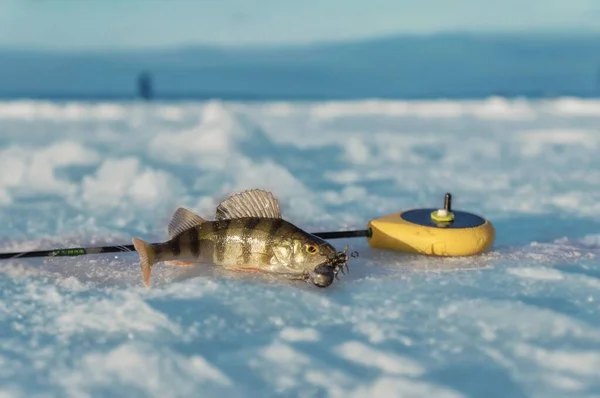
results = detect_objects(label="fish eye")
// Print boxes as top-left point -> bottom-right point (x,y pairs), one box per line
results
305,244 -> 318,254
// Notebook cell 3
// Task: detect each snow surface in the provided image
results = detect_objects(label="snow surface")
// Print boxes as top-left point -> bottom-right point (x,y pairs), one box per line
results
0,96 -> 599,397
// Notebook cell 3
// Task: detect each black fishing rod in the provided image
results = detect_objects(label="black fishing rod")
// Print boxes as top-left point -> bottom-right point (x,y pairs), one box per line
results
0,229 -> 371,260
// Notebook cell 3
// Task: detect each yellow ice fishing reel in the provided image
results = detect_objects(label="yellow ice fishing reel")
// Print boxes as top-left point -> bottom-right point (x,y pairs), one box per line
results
366,193 -> 495,256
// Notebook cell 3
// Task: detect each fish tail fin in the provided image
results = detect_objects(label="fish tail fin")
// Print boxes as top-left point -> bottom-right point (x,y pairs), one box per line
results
132,237 -> 157,287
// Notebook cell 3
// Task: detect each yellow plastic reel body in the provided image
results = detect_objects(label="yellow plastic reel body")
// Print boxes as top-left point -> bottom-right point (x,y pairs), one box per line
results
366,208 -> 495,257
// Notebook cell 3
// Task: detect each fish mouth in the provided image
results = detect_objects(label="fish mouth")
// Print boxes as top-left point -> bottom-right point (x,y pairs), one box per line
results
308,246 -> 358,288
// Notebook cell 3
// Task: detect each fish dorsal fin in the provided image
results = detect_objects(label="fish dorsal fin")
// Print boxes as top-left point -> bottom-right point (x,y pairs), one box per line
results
215,189 -> 281,220
168,207 -> 207,238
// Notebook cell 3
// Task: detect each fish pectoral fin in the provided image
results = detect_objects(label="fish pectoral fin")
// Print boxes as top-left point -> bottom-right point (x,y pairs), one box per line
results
164,260 -> 195,267
168,207 -> 207,238
215,189 -> 282,220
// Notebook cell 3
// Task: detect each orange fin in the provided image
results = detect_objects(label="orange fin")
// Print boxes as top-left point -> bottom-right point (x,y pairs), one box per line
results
164,260 -> 195,267
132,237 -> 157,287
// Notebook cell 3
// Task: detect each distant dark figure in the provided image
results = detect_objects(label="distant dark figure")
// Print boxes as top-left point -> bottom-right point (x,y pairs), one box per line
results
137,72 -> 153,100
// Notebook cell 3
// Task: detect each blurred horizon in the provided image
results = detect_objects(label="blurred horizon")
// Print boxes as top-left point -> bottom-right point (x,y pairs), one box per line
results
1,0 -> 599,51
1,1 -> 599,100
1,31 -> 599,101
1,29 -> 600,53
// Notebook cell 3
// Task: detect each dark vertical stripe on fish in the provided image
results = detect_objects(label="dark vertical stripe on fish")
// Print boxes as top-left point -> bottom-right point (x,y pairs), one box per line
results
241,218 -> 261,263
266,218 -> 285,256
171,234 -> 181,257
189,226 -> 200,258
213,219 -> 231,263
152,243 -> 163,261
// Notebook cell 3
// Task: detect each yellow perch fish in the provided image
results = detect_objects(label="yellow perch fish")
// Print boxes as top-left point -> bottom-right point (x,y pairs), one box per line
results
132,189 -> 350,288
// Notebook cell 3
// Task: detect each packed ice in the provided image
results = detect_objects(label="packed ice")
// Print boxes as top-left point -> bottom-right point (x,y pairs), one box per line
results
0,97 -> 598,397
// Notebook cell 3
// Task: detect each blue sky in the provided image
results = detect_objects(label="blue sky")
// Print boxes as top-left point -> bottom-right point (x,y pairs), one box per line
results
0,0 -> 599,50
